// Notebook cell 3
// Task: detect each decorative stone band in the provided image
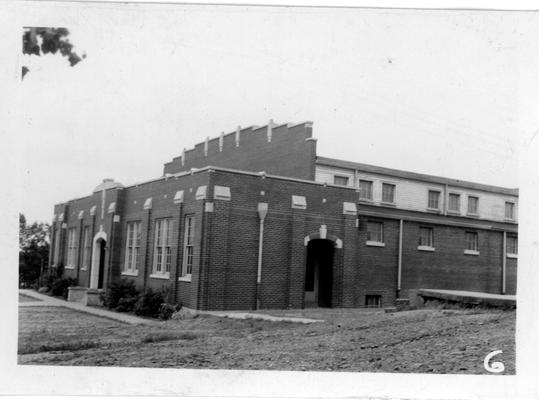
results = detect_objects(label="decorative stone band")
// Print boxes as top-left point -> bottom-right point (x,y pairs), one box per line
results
89,205 -> 96,216
78,210 -> 84,219
173,190 -> 184,204
196,186 -> 207,200
343,202 -> 357,215
205,202 -> 214,212
214,185 -> 231,201
107,202 -> 116,214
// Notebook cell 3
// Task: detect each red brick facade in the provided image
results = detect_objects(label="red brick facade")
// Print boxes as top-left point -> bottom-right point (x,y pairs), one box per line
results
49,122 -> 518,310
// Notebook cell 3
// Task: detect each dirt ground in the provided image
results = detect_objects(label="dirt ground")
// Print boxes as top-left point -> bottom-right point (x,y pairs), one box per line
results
18,305 -> 515,374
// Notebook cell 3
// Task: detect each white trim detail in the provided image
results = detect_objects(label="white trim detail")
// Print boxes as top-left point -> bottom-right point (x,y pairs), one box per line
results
507,253 -> 518,259
178,275 -> 192,282
343,202 -> 357,215
291,195 -> 307,209
121,271 -> 139,277
58,213 -> 64,222
90,231 -> 107,289
214,186 -> 231,201
150,273 -> 170,280
143,197 -> 152,210
173,190 -> 184,204
205,202 -> 214,212
113,215 -> 120,223
366,241 -> 385,247
417,245 -> 435,252
78,210 -> 84,219
107,202 -> 116,214
89,206 -> 96,216
196,185 -> 207,200
464,249 -> 480,256
235,126 -> 241,147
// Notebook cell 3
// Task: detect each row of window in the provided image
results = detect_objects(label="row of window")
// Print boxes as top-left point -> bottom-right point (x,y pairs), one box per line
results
124,215 -> 195,278
366,221 -> 518,255
63,215 -> 196,279
334,175 -> 517,220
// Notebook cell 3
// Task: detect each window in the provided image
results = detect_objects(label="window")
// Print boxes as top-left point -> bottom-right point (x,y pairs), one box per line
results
505,202 -> 515,220
381,183 -> 395,203
428,190 -> 441,210
53,227 -> 61,265
465,231 -> 479,255
124,221 -> 142,273
448,193 -> 460,213
367,221 -> 384,245
333,175 -> 349,186
153,218 -> 173,276
467,196 -> 479,215
507,235 -> 518,256
66,228 -> 77,268
365,295 -> 381,308
182,215 -> 195,277
418,227 -> 434,249
359,180 -> 373,201
81,226 -> 90,270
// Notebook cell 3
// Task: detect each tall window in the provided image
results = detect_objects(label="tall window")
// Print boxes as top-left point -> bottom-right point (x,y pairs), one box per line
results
367,221 -> 384,243
507,235 -> 518,255
125,221 -> 141,273
419,227 -> 434,248
505,202 -> 515,220
382,183 -> 395,203
428,190 -> 440,209
465,231 -> 478,252
182,215 -> 195,276
359,180 -> 373,201
81,226 -> 90,270
468,196 -> 479,215
53,227 -> 61,264
333,175 -> 349,186
67,228 -> 77,268
153,218 -> 173,275
448,193 -> 460,213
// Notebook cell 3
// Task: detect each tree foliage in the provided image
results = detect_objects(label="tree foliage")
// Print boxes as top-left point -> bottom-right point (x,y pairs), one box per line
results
22,27 -> 86,79
19,213 -> 50,287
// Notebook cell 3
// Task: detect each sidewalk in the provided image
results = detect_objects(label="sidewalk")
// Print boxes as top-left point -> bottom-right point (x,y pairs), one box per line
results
19,289 -> 154,325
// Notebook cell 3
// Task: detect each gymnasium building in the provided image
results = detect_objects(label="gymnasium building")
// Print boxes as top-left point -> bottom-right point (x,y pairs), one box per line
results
48,121 -> 518,310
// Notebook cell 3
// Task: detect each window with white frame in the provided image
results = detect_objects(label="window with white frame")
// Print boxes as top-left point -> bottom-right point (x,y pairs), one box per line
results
182,215 -> 195,277
505,202 -> 515,220
367,221 -> 384,244
81,226 -> 90,270
333,175 -> 349,186
428,190 -> 440,210
507,235 -> 518,256
448,193 -> 460,213
381,183 -> 395,203
67,228 -> 77,268
467,196 -> 479,215
153,218 -> 173,275
359,180 -> 373,201
124,221 -> 142,273
419,227 -> 434,248
465,231 -> 479,252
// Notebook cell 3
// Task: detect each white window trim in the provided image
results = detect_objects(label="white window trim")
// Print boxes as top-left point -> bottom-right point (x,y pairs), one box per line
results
447,192 -> 462,214
380,181 -> 397,205
178,275 -> 192,282
427,189 -> 442,211
507,253 -> 518,259
152,218 -> 173,276
464,249 -> 480,256
150,273 -> 170,280
504,201 -> 516,221
417,245 -> 435,252
121,271 -> 139,277
64,265 -> 75,270
366,241 -> 385,247
467,196 -> 479,216
358,179 -> 374,201
124,221 -> 141,274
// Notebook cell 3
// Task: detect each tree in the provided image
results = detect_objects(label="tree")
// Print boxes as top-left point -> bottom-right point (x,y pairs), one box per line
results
19,213 -> 50,288
22,27 -> 86,79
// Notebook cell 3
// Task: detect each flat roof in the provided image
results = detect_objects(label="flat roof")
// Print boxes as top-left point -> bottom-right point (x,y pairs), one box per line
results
316,156 -> 518,196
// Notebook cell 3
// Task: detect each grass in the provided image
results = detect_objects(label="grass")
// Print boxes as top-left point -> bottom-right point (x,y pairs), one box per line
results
141,332 -> 199,343
19,340 -> 101,355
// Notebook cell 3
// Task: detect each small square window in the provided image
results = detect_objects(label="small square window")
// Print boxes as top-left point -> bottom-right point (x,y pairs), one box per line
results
507,235 -> 518,255
448,193 -> 460,213
505,202 -> 515,220
365,295 -> 381,308
419,227 -> 434,248
465,231 -> 479,253
428,190 -> 440,210
367,221 -> 384,244
468,196 -> 479,215
382,183 -> 395,203
359,180 -> 373,201
334,175 -> 349,186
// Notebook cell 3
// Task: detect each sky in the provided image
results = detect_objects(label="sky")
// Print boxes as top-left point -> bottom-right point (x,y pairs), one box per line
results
15,2 -> 531,222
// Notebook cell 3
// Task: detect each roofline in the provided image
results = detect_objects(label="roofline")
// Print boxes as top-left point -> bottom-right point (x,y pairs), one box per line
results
316,156 -> 519,196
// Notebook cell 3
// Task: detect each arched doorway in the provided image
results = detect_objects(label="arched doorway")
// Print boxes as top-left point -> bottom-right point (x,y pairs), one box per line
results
90,231 -> 107,289
304,239 -> 334,308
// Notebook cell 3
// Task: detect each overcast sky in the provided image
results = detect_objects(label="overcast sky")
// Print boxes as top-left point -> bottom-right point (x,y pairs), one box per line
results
17,2 -> 529,222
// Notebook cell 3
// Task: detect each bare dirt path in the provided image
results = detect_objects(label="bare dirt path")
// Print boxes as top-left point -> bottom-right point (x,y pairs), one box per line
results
18,305 -> 515,374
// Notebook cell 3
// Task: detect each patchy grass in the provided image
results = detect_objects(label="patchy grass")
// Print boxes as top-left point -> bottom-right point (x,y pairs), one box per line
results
19,294 -> 40,303
18,305 -> 515,374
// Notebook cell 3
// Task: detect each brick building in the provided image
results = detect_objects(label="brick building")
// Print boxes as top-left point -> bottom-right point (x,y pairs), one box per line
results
49,121 -> 518,310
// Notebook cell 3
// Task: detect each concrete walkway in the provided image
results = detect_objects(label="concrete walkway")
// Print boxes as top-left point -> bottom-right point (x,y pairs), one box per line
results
19,289 -> 153,325
196,310 -> 323,324
418,289 -> 516,308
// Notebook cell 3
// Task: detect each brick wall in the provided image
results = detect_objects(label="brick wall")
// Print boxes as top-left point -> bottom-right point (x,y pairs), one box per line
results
163,122 -> 317,181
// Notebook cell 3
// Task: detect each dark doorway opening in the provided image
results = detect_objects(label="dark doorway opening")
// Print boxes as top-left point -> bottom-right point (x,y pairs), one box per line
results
304,239 -> 334,308
98,239 -> 106,289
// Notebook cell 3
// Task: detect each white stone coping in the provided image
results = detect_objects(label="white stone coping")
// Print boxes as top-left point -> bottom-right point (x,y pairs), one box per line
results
121,271 -> 139,276
507,253 -> 518,259
417,245 -> 435,252
173,190 -> 184,204
143,197 -> 152,210
342,202 -> 357,215
291,195 -> 307,209
178,275 -> 192,282
464,249 -> 480,256
149,273 -> 170,280
196,185 -> 207,200
107,202 -> 116,213
366,241 -> 385,247
214,185 -> 231,201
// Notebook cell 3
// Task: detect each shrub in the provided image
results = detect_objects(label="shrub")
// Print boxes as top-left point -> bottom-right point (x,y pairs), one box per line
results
158,303 -> 181,320
134,288 -> 164,317
50,277 -> 77,299
102,279 -> 140,310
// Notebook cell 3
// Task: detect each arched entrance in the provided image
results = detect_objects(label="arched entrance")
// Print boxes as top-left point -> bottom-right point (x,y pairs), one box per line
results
304,239 -> 334,307
90,231 -> 107,289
